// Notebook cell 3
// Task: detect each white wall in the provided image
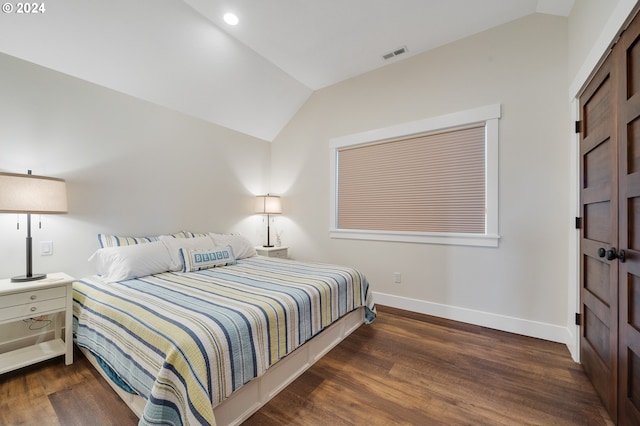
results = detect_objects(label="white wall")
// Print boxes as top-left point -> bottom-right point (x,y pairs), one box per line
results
568,0 -> 621,83
271,13 -> 571,343
0,52 -> 272,281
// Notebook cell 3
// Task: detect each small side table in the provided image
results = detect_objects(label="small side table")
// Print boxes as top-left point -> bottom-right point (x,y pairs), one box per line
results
255,246 -> 288,259
0,272 -> 75,374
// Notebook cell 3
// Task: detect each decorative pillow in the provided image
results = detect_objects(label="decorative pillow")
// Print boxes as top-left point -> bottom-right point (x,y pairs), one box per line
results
179,245 -> 236,272
88,240 -> 173,283
171,230 -> 208,238
98,231 -> 206,248
98,233 -> 159,248
209,233 -> 257,259
159,234 -> 217,271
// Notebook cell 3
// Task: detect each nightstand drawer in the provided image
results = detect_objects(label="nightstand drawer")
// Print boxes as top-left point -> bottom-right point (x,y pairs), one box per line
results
255,246 -> 288,258
0,286 -> 66,309
268,249 -> 288,258
0,296 -> 66,322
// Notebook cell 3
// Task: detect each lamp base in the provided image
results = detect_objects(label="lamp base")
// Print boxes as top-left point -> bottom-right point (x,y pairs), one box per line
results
262,245 -> 274,248
11,273 -> 46,283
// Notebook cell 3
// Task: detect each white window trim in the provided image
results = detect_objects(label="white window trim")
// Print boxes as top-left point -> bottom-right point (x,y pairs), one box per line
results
329,104 -> 501,247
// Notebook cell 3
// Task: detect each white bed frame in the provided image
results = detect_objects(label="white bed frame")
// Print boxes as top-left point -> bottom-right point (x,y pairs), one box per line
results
80,306 -> 365,425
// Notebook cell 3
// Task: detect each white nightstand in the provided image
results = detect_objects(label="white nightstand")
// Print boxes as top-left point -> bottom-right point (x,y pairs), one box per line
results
255,246 -> 288,259
0,272 -> 75,374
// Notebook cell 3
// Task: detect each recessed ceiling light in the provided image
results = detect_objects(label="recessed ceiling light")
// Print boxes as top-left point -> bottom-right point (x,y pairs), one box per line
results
224,13 -> 239,26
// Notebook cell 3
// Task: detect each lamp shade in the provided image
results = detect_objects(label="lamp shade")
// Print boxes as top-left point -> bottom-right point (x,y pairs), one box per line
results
255,194 -> 282,215
0,172 -> 68,214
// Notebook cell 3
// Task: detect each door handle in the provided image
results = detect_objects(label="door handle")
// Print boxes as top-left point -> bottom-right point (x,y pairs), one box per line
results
604,247 -> 627,263
598,248 -> 606,258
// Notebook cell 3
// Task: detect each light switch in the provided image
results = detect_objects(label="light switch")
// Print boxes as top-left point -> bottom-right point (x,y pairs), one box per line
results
40,241 -> 53,256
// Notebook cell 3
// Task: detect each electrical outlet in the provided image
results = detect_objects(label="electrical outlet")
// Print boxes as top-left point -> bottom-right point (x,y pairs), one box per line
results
394,272 -> 402,283
40,241 -> 53,256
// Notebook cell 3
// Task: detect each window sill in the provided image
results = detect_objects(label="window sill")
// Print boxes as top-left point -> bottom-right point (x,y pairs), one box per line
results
329,229 -> 500,248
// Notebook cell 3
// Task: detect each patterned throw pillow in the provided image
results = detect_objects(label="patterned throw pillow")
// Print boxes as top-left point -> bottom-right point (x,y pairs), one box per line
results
173,230 -> 208,238
179,245 -> 236,272
98,234 -> 159,248
98,231 -> 206,248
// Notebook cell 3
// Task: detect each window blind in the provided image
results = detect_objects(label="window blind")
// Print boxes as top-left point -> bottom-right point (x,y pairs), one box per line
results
336,124 -> 486,234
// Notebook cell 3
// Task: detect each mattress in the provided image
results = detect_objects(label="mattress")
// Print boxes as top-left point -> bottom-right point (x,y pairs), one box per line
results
73,256 -> 376,425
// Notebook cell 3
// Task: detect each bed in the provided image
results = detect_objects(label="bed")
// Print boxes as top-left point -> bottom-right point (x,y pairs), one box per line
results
72,232 -> 376,426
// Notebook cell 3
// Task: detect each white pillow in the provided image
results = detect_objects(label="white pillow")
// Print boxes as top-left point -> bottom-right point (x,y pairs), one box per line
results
159,234 -> 217,271
209,233 -> 257,259
180,245 -> 236,272
88,240 -> 173,283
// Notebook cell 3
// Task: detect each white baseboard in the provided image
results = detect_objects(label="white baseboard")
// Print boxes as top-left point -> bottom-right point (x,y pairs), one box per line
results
374,292 -> 573,348
566,325 -> 579,362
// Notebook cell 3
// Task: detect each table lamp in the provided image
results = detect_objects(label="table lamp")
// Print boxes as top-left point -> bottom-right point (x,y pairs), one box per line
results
255,194 -> 282,247
0,170 -> 68,282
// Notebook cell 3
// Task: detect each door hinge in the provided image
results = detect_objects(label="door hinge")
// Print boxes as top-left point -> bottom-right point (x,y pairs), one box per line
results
575,120 -> 581,133
575,312 -> 581,326
575,217 -> 582,229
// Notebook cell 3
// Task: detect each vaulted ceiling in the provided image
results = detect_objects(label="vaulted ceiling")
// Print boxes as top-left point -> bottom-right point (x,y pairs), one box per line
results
0,0 -> 574,141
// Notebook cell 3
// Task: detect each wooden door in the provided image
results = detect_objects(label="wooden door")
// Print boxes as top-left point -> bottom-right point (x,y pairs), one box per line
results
579,48 -> 619,422
618,13 -> 640,424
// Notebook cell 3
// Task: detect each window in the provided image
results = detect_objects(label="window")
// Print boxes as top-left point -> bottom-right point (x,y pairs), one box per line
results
329,104 -> 500,247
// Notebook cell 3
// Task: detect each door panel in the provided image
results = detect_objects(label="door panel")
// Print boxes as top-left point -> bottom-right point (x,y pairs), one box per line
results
618,12 -> 640,424
580,48 -> 619,422
628,118 -> 640,175
584,200 -> 612,244
584,253 -> 610,303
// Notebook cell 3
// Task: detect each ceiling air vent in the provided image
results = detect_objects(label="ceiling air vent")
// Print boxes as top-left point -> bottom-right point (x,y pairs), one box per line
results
382,46 -> 408,60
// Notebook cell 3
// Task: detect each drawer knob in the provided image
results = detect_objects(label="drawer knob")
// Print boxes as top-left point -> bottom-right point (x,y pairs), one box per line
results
30,306 -> 37,312
30,295 -> 37,300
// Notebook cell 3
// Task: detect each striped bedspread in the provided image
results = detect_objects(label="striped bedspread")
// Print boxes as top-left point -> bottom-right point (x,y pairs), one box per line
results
72,256 -> 376,426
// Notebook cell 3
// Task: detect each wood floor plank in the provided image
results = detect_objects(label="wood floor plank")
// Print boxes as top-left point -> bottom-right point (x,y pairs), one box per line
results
49,378 -> 139,426
1,305 -> 613,426
1,360 -> 62,426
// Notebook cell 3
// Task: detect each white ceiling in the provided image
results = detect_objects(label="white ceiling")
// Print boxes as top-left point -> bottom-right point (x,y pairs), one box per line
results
188,0 -> 575,90
0,0 -> 574,141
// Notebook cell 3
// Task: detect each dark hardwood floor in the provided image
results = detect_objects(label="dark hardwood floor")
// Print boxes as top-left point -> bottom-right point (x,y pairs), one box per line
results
0,345 -> 138,426
1,305 -> 612,425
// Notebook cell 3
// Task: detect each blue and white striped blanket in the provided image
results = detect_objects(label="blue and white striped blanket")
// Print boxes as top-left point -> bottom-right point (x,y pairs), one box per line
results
73,256 -> 376,425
